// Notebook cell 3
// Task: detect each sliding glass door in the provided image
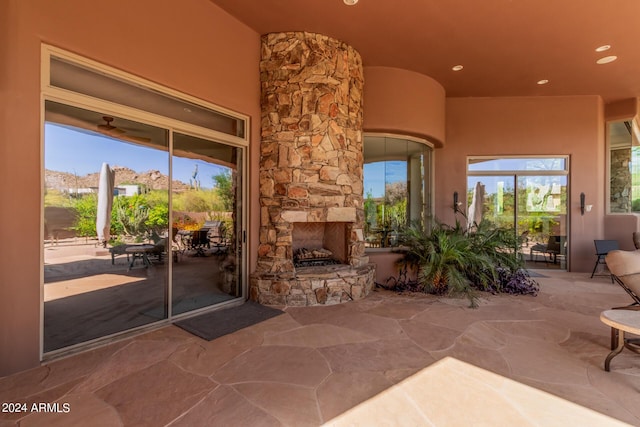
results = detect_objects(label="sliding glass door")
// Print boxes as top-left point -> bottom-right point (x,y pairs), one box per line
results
43,101 -> 246,353
171,133 -> 242,315
44,101 -> 171,351
467,157 -> 569,270
517,175 -> 568,268
41,46 -> 249,356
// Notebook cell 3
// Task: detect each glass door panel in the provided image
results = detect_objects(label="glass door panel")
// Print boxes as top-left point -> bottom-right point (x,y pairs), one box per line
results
44,101 -> 169,352
517,175 -> 568,269
467,176 -> 516,230
171,133 -> 242,315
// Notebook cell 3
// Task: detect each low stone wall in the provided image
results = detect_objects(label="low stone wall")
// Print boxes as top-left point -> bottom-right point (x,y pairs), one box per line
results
250,264 -> 375,306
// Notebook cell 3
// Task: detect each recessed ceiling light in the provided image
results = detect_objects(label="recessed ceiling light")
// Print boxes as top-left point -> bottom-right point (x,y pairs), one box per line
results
343,0 -> 358,5
595,45 -> 611,52
537,79 -> 549,85
596,55 -> 618,64
452,65 -> 464,71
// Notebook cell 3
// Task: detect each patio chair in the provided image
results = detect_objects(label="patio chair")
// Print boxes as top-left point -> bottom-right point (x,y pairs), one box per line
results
171,227 -> 184,262
147,230 -> 168,263
604,249 -> 640,351
605,250 -> 640,310
189,228 -> 211,257
590,240 -> 619,280
530,235 -> 563,264
209,223 -> 230,255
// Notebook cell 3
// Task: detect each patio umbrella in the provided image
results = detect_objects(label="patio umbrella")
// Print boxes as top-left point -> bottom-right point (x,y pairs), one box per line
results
467,181 -> 485,229
96,162 -> 115,247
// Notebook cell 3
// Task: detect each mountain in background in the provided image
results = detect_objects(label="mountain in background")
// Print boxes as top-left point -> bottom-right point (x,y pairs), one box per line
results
45,166 -> 191,193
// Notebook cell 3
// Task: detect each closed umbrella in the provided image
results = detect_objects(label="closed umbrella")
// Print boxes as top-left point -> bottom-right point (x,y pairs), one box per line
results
468,181 -> 485,229
96,162 -> 115,247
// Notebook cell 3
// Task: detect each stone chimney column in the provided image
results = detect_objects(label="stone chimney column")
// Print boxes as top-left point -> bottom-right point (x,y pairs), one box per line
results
258,32 -> 366,274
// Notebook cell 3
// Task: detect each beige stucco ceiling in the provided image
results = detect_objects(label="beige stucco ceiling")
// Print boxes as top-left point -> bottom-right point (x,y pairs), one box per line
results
209,0 -> 640,103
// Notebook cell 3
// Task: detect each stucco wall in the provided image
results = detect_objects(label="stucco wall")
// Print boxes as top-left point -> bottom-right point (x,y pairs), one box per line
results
0,0 -> 260,376
604,215 -> 640,251
439,96 -> 605,273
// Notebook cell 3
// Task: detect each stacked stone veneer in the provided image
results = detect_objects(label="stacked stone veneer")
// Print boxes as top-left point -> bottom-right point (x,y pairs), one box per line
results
250,32 -> 375,306
610,148 -> 632,212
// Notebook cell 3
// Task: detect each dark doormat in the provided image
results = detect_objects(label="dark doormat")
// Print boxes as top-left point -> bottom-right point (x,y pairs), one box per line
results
175,300 -> 284,341
527,270 -> 547,278
142,293 -> 236,320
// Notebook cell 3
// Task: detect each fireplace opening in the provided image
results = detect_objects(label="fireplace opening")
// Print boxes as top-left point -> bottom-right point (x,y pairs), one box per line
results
292,222 -> 348,268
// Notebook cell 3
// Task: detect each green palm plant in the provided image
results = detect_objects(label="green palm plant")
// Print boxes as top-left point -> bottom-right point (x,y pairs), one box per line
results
399,220 -> 524,307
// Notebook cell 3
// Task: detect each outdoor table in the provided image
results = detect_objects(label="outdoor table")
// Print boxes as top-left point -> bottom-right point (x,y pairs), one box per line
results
600,309 -> 640,371
125,244 -> 156,270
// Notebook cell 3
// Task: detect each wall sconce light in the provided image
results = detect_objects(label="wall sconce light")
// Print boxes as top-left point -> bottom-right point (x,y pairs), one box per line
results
580,192 -> 586,215
453,191 -> 462,213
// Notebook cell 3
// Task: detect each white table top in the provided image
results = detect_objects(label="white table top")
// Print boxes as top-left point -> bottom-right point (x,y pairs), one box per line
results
600,309 -> 640,335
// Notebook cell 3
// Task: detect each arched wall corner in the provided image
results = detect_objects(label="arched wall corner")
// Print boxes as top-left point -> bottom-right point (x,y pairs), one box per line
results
363,66 -> 445,146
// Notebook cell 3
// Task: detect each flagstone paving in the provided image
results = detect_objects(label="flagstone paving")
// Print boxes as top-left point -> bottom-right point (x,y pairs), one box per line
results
1,271 -> 639,426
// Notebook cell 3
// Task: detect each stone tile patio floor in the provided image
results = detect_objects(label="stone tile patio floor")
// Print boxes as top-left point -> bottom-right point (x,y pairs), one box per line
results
1,271 -> 639,426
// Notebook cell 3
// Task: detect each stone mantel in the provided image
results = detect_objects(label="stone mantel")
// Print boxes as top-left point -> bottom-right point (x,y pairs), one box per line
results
281,207 -> 357,223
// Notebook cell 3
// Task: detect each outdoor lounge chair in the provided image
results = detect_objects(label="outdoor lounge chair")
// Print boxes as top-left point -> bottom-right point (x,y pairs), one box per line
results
604,250 -> 640,351
605,250 -> 640,310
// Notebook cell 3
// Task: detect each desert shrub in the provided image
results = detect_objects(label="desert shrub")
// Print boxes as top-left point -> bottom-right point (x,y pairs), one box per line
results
113,194 -> 149,237
72,194 -> 97,237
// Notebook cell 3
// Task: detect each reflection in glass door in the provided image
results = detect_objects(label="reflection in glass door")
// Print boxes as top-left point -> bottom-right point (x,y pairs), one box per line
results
467,157 -> 569,270
171,133 -> 242,315
43,101 -> 246,354
44,101 -> 170,352
467,176 -> 516,231
517,175 -> 568,269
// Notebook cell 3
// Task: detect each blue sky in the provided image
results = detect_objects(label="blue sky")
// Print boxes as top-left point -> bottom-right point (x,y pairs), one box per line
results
45,123 -> 227,189
364,161 -> 407,198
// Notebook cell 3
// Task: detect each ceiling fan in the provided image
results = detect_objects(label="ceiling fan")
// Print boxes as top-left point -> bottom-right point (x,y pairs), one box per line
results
96,116 -> 151,143
97,116 -> 126,135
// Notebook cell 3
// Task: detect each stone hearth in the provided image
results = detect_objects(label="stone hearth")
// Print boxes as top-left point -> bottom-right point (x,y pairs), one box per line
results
250,32 -> 375,306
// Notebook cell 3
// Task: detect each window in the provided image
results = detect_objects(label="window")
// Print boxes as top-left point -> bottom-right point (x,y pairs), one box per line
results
41,45 -> 248,355
609,118 -> 640,213
467,156 -> 569,270
363,135 -> 433,249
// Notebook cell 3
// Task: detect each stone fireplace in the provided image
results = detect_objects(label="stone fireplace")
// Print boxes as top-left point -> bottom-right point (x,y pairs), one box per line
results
292,222 -> 348,267
250,32 -> 375,306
